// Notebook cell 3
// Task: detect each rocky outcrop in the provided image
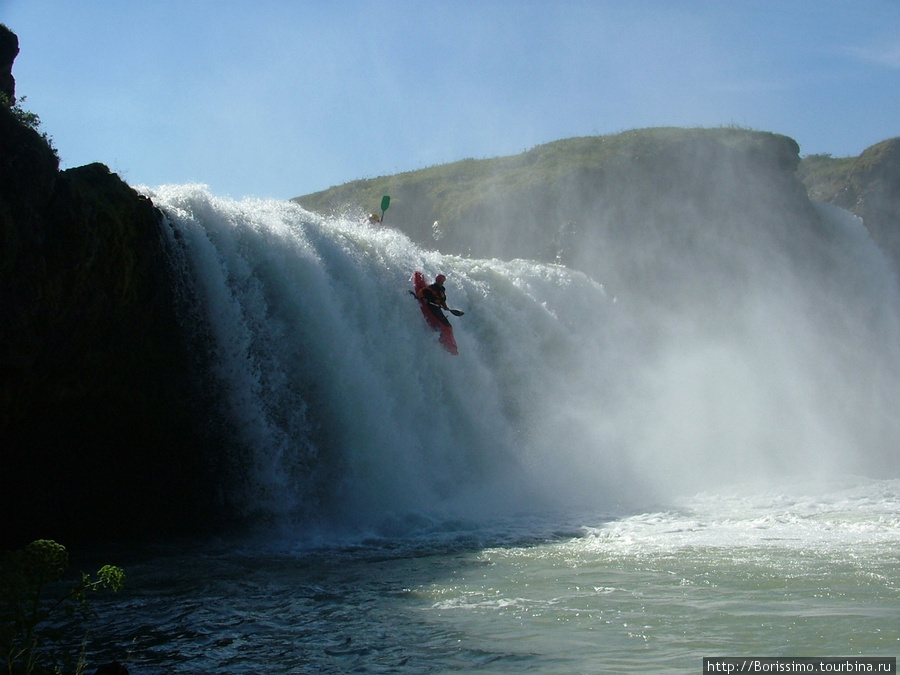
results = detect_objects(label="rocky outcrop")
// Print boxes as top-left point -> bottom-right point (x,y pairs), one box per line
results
799,138 -> 900,276
848,139 -> 900,274
0,31 -> 222,548
0,24 -> 17,103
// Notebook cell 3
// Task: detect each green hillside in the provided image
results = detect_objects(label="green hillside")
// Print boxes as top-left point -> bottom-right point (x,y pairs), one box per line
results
294,127 -> 803,262
295,128 -> 900,286
294,128 -> 798,257
296,127 -> 796,215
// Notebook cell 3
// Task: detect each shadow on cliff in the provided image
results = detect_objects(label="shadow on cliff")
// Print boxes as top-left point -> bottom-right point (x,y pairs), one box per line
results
0,30 -> 230,547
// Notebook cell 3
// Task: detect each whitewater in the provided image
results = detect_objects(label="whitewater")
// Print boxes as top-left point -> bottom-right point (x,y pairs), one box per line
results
74,185 -> 899,673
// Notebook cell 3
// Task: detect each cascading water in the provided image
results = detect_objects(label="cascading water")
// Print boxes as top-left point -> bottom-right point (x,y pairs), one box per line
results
145,184 -> 900,533
150,184 -> 623,529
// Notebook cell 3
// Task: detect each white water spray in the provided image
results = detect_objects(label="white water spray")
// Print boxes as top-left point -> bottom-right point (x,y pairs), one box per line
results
145,185 -> 900,531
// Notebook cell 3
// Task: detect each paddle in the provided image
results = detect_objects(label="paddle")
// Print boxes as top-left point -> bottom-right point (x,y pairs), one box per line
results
408,290 -> 465,316
380,195 -> 391,224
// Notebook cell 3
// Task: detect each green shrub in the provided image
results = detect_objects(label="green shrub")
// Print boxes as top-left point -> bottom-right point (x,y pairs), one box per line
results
0,540 -> 125,675
0,93 -> 57,156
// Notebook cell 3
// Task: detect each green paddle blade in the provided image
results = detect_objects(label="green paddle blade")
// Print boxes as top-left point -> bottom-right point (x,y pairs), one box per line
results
381,195 -> 391,212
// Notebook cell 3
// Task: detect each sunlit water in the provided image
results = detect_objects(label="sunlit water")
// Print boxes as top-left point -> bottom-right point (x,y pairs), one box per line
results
62,186 -> 900,673
74,477 -> 899,673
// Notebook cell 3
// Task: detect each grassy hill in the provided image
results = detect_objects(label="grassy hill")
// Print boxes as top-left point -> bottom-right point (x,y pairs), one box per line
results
294,127 -> 804,261
295,128 -> 900,287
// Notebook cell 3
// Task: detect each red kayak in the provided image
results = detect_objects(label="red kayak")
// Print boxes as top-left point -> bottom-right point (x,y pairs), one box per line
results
413,271 -> 458,355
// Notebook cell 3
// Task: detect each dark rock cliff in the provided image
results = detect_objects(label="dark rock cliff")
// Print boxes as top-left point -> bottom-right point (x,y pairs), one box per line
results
0,24 -> 17,103
1,26 -> 222,548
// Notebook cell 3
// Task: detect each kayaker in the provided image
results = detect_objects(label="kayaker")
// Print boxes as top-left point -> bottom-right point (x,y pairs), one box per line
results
417,274 -> 451,326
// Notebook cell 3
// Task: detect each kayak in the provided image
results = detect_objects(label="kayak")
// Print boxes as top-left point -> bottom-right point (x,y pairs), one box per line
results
413,271 -> 458,355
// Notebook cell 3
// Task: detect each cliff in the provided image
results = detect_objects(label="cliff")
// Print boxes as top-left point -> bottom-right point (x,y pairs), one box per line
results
0,23 -> 17,103
1,25 -> 221,548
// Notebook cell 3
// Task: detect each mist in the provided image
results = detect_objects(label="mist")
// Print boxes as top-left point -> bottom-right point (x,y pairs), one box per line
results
546,189 -> 900,506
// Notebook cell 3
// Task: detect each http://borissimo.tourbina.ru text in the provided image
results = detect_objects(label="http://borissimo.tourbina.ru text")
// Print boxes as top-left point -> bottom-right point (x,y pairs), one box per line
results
703,657 -> 896,673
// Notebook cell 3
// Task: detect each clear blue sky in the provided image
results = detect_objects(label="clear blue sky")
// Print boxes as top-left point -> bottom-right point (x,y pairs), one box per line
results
2,0 -> 898,200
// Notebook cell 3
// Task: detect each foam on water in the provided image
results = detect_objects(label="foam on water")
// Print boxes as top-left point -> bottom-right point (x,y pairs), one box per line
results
579,477 -> 900,553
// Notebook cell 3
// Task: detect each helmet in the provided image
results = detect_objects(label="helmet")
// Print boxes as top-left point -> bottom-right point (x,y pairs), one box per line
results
435,274 -> 446,284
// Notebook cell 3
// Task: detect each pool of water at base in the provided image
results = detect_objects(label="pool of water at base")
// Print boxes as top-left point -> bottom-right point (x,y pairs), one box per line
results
70,478 -> 899,673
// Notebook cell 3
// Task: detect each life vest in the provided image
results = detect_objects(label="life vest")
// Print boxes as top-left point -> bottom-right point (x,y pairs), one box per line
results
420,283 -> 446,306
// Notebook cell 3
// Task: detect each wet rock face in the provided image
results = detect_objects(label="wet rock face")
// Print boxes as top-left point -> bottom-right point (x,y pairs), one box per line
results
1,150 -> 222,548
0,27 -> 223,549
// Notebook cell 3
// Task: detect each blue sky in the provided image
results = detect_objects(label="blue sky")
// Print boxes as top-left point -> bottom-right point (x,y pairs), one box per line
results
2,0 -> 898,200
